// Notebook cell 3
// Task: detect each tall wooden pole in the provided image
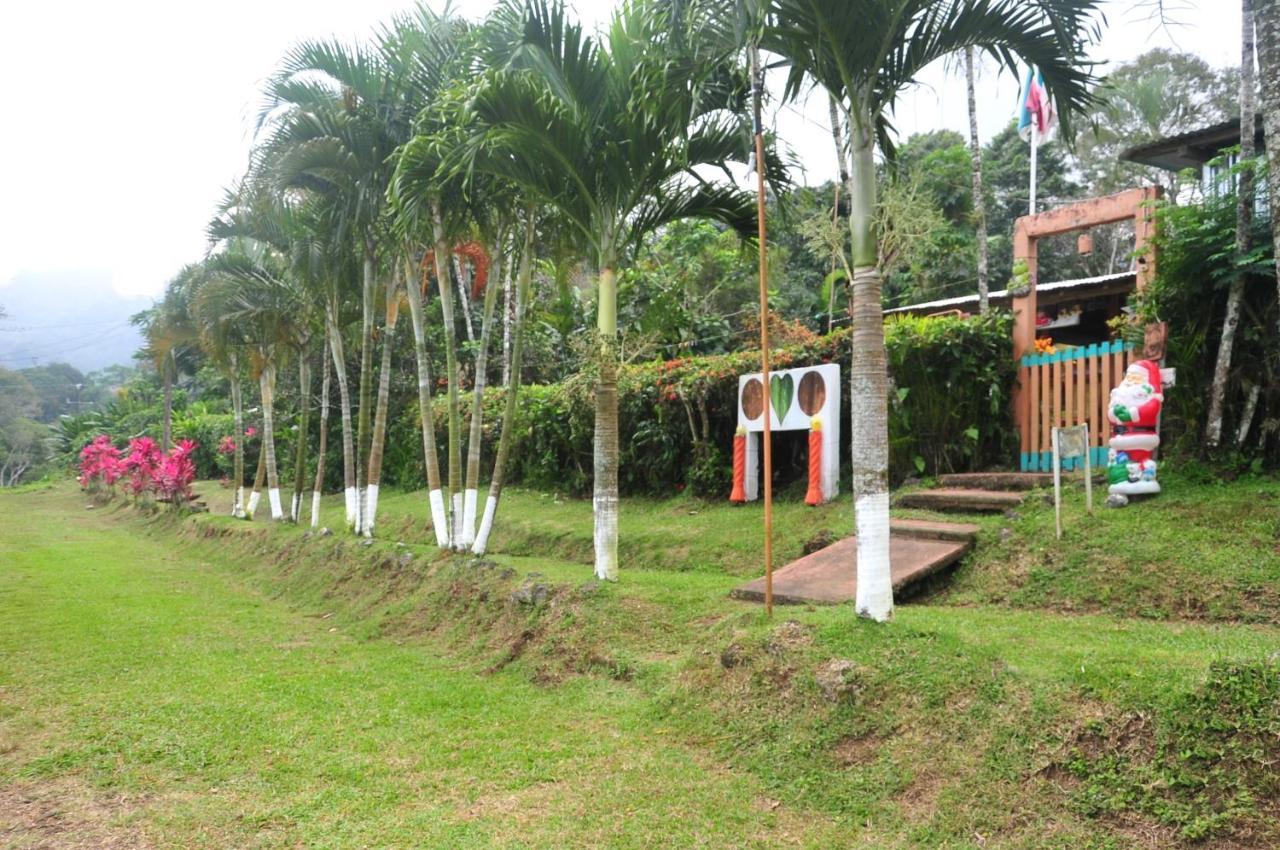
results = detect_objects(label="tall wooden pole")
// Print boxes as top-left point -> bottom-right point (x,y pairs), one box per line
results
750,43 -> 773,617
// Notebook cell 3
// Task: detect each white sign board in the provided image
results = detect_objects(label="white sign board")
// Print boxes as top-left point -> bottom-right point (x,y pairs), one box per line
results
737,363 -> 840,431
735,363 -> 840,503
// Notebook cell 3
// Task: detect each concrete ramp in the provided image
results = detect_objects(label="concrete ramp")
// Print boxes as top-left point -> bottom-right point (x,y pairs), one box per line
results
731,534 -> 972,606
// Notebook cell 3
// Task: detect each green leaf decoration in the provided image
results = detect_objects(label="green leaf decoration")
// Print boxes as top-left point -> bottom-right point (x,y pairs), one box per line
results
769,373 -> 794,423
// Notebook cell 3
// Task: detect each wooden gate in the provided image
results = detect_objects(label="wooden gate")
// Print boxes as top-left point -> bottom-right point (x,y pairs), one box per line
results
1018,341 -> 1135,471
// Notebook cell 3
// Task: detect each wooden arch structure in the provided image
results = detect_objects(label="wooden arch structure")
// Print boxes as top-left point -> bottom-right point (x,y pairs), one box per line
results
1010,186 -> 1163,468
1011,186 -> 1162,361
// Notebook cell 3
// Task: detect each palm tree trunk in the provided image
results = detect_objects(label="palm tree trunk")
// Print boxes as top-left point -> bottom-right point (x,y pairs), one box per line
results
826,92 -> 849,191
502,266 -> 514,388
826,92 -> 850,334
311,331 -> 331,528
1258,0 -> 1280,332
593,260 -> 620,581
229,352 -> 245,518
290,348 -> 312,523
474,214 -> 535,555
432,201 -> 464,549
461,226 -> 506,548
328,307 -> 357,528
260,361 -> 284,521
847,107 -> 893,622
1206,0 -> 1257,448
453,256 -> 476,344
965,47 -> 990,312
355,243 -> 376,534
246,433 -> 266,519
363,277 -> 400,538
405,253 -> 450,547
161,356 -> 173,452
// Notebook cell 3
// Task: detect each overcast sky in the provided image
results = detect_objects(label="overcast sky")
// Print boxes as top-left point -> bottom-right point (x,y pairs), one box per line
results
0,0 -> 1242,304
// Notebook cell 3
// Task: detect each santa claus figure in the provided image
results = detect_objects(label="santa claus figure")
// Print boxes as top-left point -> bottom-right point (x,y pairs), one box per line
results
1107,359 -> 1164,496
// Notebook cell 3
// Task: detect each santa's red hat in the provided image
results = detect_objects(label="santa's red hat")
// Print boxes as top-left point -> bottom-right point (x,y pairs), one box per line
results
1127,359 -> 1163,400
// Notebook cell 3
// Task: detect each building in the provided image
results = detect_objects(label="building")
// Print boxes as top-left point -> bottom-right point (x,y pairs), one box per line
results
1122,114 -> 1267,202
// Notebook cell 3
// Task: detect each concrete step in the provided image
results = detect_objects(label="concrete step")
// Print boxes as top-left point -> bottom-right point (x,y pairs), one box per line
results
890,518 -> 981,542
936,472 -> 1053,491
895,488 -> 1024,513
731,533 -> 970,605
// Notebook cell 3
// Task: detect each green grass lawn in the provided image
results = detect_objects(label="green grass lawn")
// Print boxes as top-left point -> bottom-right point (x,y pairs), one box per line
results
2,477 -> 1278,847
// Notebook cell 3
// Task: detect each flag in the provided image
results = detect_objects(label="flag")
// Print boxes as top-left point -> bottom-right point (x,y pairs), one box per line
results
1017,67 -> 1056,143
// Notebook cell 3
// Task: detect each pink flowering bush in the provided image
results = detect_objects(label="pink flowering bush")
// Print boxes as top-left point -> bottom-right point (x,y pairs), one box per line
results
217,435 -> 236,455
155,440 -> 198,508
121,437 -> 164,501
78,435 -> 122,498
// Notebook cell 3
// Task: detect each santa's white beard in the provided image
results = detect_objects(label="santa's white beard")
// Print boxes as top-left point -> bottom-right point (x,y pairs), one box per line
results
1112,384 -> 1156,410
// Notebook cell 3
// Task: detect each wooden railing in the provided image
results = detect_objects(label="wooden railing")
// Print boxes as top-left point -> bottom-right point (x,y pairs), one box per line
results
1017,341 -> 1135,471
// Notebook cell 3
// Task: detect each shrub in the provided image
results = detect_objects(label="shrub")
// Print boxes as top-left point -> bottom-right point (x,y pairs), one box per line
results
1131,167 -> 1278,470
388,312 -> 1017,496
155,440 -> 198,508
77,435 -> 122,498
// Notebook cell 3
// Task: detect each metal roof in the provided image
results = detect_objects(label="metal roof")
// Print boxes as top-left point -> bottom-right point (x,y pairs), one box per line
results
1120,115 -> 1265,172
883,271 -> 1136,316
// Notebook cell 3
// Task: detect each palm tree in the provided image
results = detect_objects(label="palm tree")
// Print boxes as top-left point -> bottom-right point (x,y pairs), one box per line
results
461,228 -> 507,549
1205,0 -> 1257,449
474,207 -> 537,554
964,48 -> 990,312
457,0 -> 756,579
133,268 -> 200,451
201,246 -> 304,522
362,271 -> 401,536
762,0 -> 1099,620
257,38 -> 410,535
209,184 -> 327,524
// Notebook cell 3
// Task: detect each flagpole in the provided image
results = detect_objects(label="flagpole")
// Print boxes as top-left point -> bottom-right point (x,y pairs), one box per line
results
750,41 -> 773,618
1029,122 -> 1038,216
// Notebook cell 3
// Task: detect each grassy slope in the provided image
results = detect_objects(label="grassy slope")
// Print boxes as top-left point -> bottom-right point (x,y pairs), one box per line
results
2,477 -> 1279,848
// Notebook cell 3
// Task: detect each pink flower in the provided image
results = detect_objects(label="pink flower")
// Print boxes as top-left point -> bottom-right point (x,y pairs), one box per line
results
78,435 -> 122,490
244,427 -> 257,438
121,437 -> 163,496
218,436 -> 236,455
155,440 -> 198,506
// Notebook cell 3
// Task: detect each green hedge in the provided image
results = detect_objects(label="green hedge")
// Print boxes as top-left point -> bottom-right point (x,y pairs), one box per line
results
386,311 -> 1018,497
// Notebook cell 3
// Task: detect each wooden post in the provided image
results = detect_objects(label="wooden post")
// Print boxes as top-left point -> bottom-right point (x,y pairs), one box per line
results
1134,186 -> 1162,291
1052,427 -> 1063,540
750,44 -> 772,618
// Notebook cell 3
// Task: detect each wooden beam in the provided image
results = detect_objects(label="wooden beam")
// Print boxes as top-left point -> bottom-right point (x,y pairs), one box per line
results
1015,187 -> 1156,238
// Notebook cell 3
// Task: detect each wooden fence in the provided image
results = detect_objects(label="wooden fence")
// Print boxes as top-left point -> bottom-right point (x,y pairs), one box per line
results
1018,341 -> 1135,471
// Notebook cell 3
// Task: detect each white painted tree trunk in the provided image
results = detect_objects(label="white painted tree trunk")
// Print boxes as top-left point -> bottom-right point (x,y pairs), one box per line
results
429,489 -> 448,547
847,113 -> 893,622
473,213 -> 535,557
229,355 -> 246,518
593,265 -> 620,581
460,229 -> 506,549
246,426 -> 266,521
432,202 -> 464,551
327,309 -> 357,530
310,333 -> 331,529
363,276 -> 398,539
260,363 -> 284,521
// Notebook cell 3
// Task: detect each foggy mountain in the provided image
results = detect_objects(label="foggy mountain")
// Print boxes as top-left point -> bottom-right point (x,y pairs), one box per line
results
0,270 -> 151,373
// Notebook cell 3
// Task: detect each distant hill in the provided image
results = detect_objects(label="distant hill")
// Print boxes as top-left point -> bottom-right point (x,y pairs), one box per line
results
0,271 -> 150,372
